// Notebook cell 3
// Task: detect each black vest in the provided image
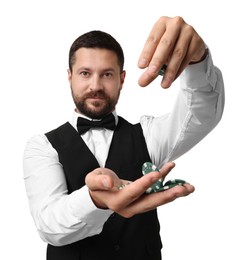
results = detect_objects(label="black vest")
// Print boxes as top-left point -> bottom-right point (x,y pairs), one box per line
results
45,117 -> 162,260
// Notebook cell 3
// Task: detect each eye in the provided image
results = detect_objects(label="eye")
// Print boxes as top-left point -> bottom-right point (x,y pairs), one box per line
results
103,72 -> 113,78
80,71 -> 90,77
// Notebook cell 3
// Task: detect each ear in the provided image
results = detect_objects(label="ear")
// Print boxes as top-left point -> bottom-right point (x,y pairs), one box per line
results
120,70 -> 126,87
67,69 -> 72,86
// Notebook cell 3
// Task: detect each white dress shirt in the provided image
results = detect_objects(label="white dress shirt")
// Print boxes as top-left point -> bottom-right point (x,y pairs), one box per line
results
23,52 -> 225,246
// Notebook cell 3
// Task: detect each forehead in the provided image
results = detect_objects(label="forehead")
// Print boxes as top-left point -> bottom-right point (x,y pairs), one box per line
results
73,48 -> 119,68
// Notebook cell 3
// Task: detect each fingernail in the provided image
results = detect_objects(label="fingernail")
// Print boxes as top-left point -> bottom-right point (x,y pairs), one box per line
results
102,178 -> 110,188
161,76 -> 172,88
139,59 -> 147,67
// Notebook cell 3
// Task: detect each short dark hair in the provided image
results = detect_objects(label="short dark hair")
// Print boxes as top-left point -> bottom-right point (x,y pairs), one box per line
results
69,30 -> 124,72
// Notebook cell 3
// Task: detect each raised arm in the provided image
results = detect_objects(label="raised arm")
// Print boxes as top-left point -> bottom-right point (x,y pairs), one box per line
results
139,16 -> 225,167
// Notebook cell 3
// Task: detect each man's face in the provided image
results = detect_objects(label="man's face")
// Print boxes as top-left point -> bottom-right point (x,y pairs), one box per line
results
68,48 -> 125,119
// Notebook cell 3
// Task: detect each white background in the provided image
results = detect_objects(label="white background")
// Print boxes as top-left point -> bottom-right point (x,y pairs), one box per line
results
1,0 -> 245,259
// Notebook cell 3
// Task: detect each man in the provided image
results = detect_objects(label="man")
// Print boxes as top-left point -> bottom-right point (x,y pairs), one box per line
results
23,16 -> 224,260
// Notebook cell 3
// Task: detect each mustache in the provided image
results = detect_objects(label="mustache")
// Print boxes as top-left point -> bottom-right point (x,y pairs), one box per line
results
84,90 -> 107,99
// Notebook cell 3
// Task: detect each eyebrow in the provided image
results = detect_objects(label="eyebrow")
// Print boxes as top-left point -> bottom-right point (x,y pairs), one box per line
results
76,67 -> 117,73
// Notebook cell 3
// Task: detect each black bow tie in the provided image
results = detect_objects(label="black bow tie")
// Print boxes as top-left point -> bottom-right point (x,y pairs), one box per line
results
77,113 -> 116,134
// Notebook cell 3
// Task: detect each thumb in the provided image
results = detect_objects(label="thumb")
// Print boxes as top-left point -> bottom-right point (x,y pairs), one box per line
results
85,168 -> 119,191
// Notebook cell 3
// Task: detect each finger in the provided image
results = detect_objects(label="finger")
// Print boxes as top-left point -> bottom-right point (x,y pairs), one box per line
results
172,34 -> 205,82
121,170 -> 162,199
117,162 -> 176,206
160,25 -> 193,88
85,173 -> 113,191
182,183 -> 195,193
138,17 -> 184,87
85,168 -> 120,191
138,32 -> 178,87
138,17 -> 167,69
158,161 -> 176,178
189,34 -> 206,63
120,183 -> 195,218
149,183 -> 195,206
87,171 -> 162,213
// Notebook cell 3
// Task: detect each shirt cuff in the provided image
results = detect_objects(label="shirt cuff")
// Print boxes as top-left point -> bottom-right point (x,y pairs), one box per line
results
180,49 -> 217,91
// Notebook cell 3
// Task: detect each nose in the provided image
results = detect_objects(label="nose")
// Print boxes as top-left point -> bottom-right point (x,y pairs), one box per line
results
89,74 -> 103,92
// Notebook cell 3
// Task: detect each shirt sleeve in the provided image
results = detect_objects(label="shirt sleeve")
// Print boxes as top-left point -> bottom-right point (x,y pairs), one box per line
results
140,50 -> 225,168
23,134 -> 113,246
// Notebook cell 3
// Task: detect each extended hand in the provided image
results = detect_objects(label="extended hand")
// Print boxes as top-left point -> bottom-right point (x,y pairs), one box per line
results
138,16 -> 206,88
85,162 -> 195,218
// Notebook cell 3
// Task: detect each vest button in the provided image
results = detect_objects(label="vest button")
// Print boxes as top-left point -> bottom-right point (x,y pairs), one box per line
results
114,244 -> 120,251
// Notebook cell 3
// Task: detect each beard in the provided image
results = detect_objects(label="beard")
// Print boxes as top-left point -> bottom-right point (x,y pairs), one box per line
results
72,89 -> 119,119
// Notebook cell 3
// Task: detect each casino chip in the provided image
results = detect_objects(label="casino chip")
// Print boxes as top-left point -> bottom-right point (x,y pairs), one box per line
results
158,64 -> 167,76
142,162 -> 187,194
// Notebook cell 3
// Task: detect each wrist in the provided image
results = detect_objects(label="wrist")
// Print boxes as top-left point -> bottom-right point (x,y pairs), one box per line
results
189,47 -> 209,65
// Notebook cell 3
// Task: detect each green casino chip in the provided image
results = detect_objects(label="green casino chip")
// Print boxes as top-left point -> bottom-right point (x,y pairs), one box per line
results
142,162 -> 187,194
158,64 -> 167,76
142,162 -> 164,193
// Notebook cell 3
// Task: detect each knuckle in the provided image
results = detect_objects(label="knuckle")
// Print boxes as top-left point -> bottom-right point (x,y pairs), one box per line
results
195,35 -> 204,46
173,16 -> 185,25
160,37 -> 173,49
173,47 -> 185,59
148,34 -> 161,46
158,16 -> 168,24
146,68 -> 158,78
184,24 -> 195,36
